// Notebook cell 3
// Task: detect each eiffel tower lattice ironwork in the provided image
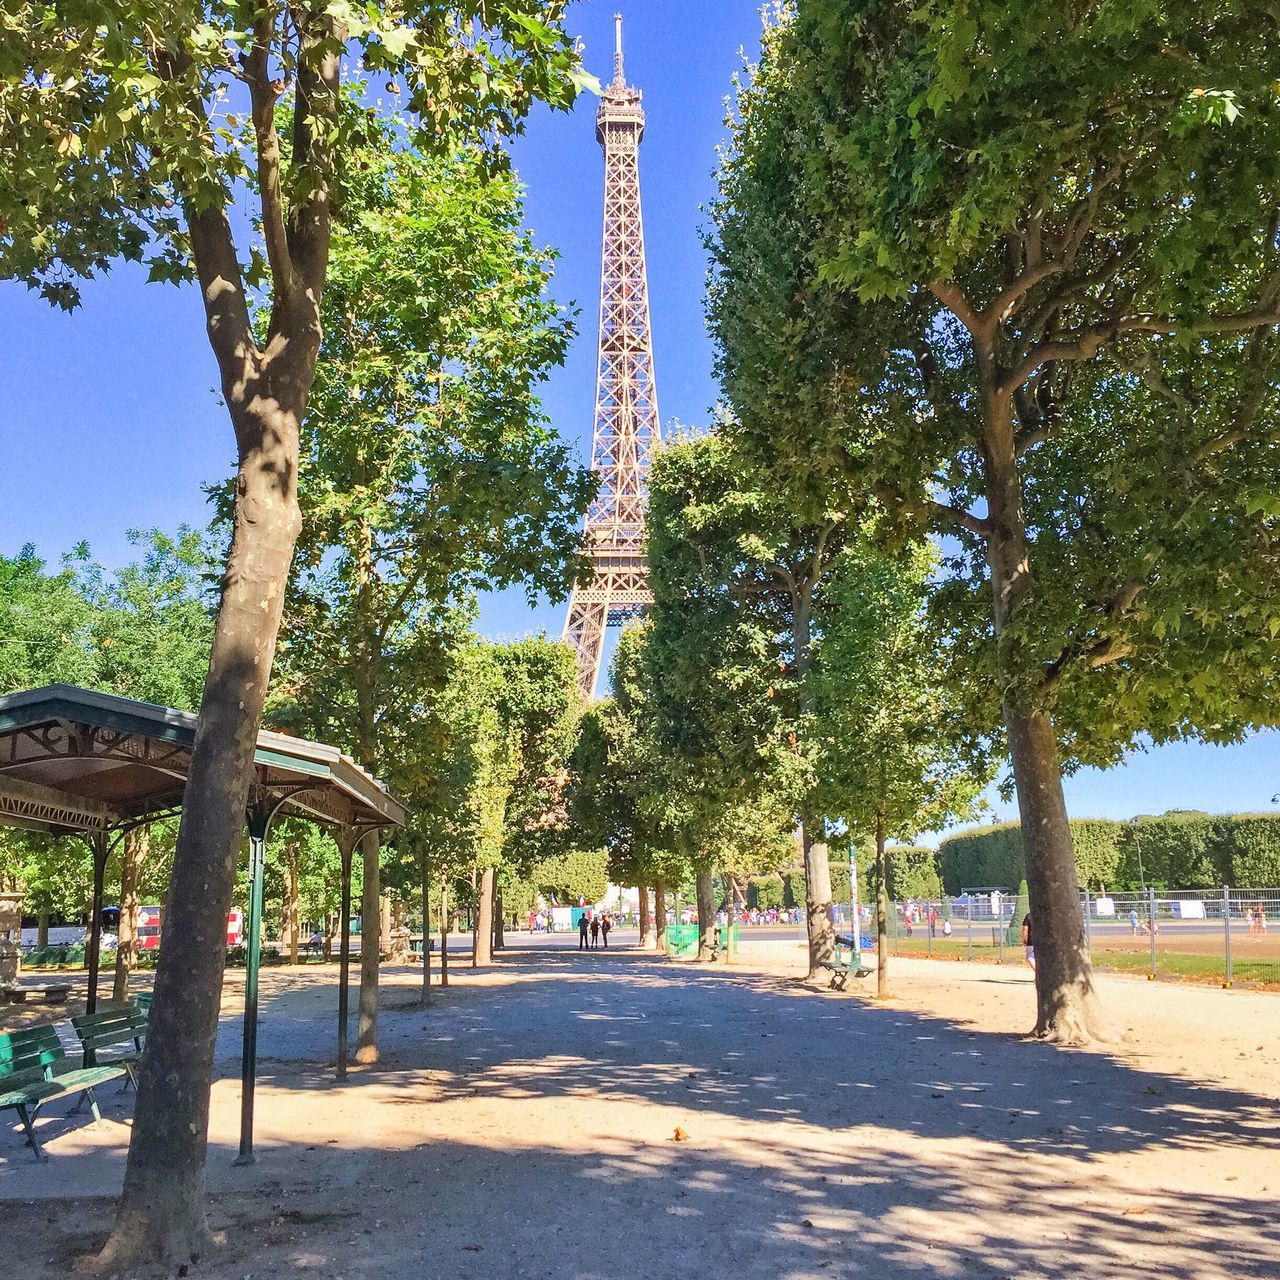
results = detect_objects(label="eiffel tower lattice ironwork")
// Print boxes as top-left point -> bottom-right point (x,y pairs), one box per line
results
562,13 -> 660,700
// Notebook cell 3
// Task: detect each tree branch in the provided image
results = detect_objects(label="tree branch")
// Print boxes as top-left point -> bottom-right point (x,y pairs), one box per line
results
244,16 -> 296,297
287,6 -> 344,293
929,280 -> 982,337
926,500 -> 994,540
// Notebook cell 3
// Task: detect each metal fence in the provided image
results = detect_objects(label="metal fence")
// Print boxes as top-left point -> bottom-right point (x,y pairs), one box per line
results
874,888 -> 1280,988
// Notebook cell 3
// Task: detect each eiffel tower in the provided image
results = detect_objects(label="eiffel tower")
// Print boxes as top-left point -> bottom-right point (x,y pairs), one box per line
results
562,13 -> 660,700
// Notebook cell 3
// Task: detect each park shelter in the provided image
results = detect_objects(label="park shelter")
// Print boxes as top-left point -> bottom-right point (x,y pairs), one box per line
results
0,683 -> 406,1160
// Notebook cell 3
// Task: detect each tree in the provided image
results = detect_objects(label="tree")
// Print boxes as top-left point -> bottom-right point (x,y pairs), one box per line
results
1,5 -> 586,1261
709,3 -> 1280,1041
646,432 -> 853,973
266,125 -> 590,1057
568,627 -> 692,945
813,540 -> 988,996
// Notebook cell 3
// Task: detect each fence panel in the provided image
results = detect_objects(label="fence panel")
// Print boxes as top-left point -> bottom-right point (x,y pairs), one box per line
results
876,886 -> 1280,988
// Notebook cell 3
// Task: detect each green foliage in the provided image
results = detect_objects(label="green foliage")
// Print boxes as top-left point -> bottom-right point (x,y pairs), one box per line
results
528,850 -> 609,907
1117,814 -> 1222,889
882,848 -> 943,902
0,2 -> 589,308
939,821 -> 1125,895
1226,816 -> 1280,887
747,874 -> 784,911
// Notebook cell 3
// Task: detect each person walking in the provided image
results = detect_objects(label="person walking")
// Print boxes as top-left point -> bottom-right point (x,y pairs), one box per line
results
590,915 -> 601,949
578,912 -> 590,951
601,915 -> 612,949
1021,912 -> 1036,972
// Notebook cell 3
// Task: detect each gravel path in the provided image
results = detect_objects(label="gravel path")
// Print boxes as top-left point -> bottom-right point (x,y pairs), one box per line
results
4,938 -> 1278,1279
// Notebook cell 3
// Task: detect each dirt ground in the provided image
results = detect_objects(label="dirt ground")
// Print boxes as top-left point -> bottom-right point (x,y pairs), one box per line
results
2,935 -> 1278,1280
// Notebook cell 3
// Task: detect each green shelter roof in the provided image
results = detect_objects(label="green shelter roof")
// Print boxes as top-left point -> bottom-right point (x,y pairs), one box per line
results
0,684 -> 406,835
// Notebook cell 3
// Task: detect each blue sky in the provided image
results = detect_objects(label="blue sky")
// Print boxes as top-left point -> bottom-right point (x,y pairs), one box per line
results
0,0 -> 1276,832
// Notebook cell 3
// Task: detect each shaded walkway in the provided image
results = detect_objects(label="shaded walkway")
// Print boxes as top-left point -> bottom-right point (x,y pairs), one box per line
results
5,940 -> 1278,1279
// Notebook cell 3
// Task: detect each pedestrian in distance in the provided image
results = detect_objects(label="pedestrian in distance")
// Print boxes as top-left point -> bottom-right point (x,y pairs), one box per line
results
590,915 -> 601,949
578,912 -> 590,951
601,915 -> 612,949
928,907 -> 938,938
1021,913 -> 1036,973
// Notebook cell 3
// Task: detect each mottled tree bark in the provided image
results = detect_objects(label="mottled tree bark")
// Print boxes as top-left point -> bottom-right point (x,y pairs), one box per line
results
695,868 -> 716,960
473,866 -> 494,966
492,883 -> 505,950
419,850 -> 431,1006
638,884 -> 652,949
654,882 -> 667,954
112,826 -> 149,1003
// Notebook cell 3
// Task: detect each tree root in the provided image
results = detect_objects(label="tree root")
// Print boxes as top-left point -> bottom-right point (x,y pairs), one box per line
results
89,1205 -> 220,1276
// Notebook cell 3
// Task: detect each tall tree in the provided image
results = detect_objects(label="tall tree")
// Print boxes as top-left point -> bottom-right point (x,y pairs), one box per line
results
0,5 -> 585,1261
813,540 -> 989,996
646,433 -> 849,974
709,2 -> 1280,1040
268,128 -> 590,1058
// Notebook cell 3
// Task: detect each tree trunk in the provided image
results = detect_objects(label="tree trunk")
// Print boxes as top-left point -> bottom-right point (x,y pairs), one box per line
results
1005,702 -> 1107,1041
875,809 -> 890,999
981,377 -> 1105,1043
654,882 -> 667,953
695,868 -> 716,960
638,884 -> 652,949
801,818 -> 836,977
792,586 -> 835,977
419,851 -> 431,1006
101,395 -> 304,1263
492,883 -> 505,951
473,866 -> 495,966
356,831 -> 381,1064
112,826 -> 149,1003
37,912 -> 49,949
724,874 -> 741,964
283,844 -> 299,966
439,875 -> 450,988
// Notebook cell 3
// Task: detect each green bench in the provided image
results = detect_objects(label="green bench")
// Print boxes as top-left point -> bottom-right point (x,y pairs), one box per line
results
0,1024 -> 127,1160
71,1004 -> 149,1087
823,935 -> 873,991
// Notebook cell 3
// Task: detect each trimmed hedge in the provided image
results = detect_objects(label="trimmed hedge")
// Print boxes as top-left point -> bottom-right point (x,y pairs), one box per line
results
939,812 -> 1280,892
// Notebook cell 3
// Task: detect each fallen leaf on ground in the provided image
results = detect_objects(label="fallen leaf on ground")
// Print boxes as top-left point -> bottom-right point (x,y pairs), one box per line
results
672,1127 -> 690,1141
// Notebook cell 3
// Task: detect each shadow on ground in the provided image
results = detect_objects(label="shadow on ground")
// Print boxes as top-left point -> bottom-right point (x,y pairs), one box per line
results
4,943 -> 1277,1279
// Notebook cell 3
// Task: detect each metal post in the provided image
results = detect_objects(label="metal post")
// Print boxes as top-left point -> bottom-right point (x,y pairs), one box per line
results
1083,889 -> 1092,954
966,904 -> 972,960
235,803 -> 269,1166
1148,886 -> 1157,980
1223,885 -> 1233,988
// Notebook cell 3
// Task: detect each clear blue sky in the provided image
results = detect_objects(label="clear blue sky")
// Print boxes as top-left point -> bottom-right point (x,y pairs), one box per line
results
0,0 -> 1276,832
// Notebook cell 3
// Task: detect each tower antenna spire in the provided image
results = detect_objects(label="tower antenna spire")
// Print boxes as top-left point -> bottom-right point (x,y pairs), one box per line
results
613,12 -> 625,86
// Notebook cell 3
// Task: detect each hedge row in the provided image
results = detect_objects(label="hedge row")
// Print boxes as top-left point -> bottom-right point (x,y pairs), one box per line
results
746,847 -> 941,910
937,813 -> 1280,893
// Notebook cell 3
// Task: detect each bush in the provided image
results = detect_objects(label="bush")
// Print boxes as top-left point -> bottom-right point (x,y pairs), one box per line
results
748,874 -> 784,910
885,847 -> 942,900
939,820 -> 1124,894
531,850 -> 609,905
1116,813 -> 1224,889
1222,814 -> 1280,887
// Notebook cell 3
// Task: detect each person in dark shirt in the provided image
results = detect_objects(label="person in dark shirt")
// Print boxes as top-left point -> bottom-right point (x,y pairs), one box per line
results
1021,913 -> 1036,972
601,915 -> 612,948
578,912 -> 590,951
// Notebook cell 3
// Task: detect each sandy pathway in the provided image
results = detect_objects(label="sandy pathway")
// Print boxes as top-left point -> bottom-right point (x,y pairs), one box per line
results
3,938 -> 1278,1279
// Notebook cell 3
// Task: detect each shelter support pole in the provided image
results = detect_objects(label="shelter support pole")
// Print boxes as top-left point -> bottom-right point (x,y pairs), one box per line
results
849,847 -> 861,971
84,829 -> 112,1027
236,800 -> 271,1166
335,826 -> 361,1081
